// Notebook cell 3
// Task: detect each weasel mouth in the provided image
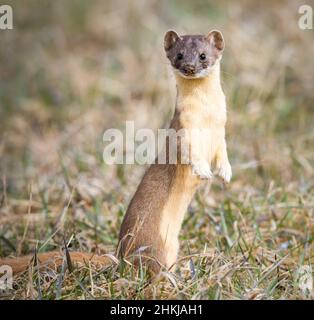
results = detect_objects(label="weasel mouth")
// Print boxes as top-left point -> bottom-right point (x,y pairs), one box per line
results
173,68 -> 206,79
179,69 -> 196,78
178,70 -> 200,79
180,67 -> 196,77
176,68 -> 210,79
183,71 -> 195,77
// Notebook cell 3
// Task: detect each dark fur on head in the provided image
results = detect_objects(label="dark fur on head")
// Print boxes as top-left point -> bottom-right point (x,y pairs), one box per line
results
164,30 -> 224,79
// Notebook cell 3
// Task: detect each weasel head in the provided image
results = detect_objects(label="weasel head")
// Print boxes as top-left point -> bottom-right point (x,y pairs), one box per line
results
164,30 -> 224,79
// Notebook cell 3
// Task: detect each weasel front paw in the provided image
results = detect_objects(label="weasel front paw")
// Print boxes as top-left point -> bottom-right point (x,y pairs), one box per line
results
192,161 -> 213,179
217,162 -> 232,183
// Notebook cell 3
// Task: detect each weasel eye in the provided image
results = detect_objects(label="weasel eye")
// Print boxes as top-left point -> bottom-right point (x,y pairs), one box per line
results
177,53 -> 183,60
199,53 -> 206,61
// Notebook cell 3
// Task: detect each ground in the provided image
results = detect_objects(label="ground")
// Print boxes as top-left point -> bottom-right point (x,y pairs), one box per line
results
0,0 -> 313,299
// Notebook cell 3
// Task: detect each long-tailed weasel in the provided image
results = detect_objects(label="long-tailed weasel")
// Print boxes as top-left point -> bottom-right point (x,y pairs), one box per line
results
119,29 -> 231,272
0,29 -> 231,275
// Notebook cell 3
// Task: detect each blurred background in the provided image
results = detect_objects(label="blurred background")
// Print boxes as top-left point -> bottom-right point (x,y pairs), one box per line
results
0,0 -> 313,299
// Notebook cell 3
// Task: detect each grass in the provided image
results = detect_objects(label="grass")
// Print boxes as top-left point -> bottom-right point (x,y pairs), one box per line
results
0,0 -> 314,299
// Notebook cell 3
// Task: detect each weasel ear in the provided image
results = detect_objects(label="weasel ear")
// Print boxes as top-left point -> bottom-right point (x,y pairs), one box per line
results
164,30 -> 180,51
206,30 -> 224,52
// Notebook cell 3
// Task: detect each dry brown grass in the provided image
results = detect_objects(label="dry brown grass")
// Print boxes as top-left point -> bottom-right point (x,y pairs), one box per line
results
0,0 -> 313,299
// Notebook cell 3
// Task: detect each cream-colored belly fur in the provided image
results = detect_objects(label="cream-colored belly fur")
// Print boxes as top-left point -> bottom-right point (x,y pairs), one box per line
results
159,165 -> 201,268
159,67 -> 230,268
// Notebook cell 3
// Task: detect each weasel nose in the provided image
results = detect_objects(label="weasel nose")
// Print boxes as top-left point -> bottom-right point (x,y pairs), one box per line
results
183,64 -> 195,74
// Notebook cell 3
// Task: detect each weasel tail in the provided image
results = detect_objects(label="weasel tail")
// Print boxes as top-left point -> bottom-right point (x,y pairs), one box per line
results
0,251 -> 115,275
